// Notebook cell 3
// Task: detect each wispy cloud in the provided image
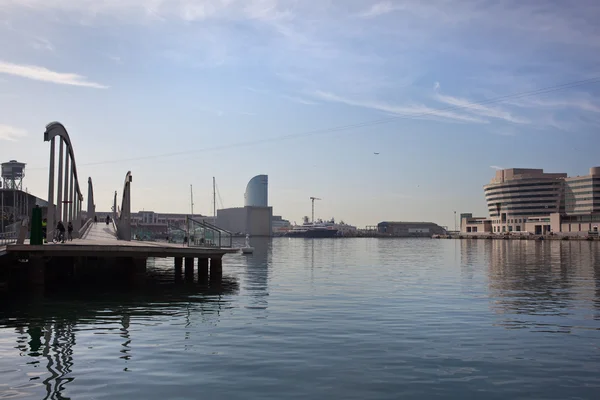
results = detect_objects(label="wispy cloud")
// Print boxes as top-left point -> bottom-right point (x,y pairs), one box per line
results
490,165 -> 504,171
0,124 -> 27,141
314,91 -> 488,124
0,61 -> 108,88
434,92 -> 530,124
281,95 -> 319,106
358,1 -> 396,18
30,37 -> 54,51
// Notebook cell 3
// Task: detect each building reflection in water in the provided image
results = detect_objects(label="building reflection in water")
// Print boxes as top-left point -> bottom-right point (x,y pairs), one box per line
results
469,239 -> 600,331
0,265 -> 239,399
241,237 -> 271,313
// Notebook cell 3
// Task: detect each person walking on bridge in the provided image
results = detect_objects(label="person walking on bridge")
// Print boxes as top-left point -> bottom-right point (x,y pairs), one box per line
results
56,220 -> 66,243
67,221 -> 73,241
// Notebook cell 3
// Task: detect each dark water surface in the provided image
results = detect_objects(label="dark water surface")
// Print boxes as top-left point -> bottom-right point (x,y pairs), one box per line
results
1,238 -> 600,399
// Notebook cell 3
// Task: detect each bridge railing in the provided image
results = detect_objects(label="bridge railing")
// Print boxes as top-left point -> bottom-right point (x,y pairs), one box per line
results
187,216 -> 233,248
114,171 -> 132,241
0,231 -> 17,246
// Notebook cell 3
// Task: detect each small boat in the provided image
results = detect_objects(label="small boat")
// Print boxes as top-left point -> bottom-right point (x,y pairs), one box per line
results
241,234 -> 254,254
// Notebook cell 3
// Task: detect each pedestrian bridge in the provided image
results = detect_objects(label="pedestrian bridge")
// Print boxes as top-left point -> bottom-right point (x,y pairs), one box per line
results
0,122 -> 237,284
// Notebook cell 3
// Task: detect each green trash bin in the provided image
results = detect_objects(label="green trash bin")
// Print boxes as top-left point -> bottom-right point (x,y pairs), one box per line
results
30,206 -> 43,245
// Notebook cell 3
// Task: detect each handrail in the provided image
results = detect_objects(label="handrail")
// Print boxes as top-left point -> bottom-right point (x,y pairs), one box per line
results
0,231 -> 17,246
79,218 -> 93,239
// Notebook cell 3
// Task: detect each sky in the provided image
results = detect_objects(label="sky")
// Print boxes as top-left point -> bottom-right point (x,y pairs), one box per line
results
1,0 -> 600,229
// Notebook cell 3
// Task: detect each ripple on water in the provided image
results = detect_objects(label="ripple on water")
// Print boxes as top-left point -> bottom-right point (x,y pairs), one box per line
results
1,238 -> 600,399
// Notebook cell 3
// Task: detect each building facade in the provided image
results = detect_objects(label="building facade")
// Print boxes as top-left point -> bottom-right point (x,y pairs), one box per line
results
377,221 -> 447,237
462,167 -> 600,235
484,168 -> 566,234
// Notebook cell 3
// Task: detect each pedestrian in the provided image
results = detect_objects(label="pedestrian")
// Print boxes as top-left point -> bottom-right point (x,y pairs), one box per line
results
42,218 -> 47,243
67,221 -> 74,241
57,220 -> 66,243
106,215 -> 110,225
94,215 -> 98,224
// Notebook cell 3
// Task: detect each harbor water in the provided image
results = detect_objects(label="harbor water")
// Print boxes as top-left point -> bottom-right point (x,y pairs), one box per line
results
1,238 -> 599,399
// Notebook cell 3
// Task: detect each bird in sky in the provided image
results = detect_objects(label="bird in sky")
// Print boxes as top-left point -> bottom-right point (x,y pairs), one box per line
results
374,152 -> 380,155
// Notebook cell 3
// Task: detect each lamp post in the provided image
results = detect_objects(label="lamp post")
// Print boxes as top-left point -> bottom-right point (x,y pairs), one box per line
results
454,211 -> 457,232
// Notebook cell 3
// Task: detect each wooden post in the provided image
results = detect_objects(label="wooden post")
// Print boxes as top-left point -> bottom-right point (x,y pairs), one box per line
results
184,257 -> 194,281
198,258 -> 209,280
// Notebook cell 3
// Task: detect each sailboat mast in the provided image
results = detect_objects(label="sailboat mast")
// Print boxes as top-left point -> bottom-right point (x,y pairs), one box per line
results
190,184 -> 194,217
213,177 -> 216,219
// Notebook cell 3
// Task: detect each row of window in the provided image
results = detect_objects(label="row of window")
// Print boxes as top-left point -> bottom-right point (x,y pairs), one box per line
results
489,211 -> 551,217
562,214 -> 600,222
486,200 -> 558,207
488,205 -> 557,212
486,190 -> 559,200
484,181 -> 561,192
565,177 -> 599,184
565,183 -> 600,190
486,193 -> 561,202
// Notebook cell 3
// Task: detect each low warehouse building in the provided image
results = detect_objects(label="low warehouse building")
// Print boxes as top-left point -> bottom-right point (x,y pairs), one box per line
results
377,221 -> 447,237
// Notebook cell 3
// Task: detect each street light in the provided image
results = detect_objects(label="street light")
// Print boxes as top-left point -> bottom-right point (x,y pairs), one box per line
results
454,211 -> 457,232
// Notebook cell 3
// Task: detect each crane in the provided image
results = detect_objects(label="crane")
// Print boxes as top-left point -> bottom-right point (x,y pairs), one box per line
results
310,197 -> 321,224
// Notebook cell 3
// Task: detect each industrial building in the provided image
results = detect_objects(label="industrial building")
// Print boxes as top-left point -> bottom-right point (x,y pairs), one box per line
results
1,160 -> 48,233
462,167 -> 600,235
377,221 -> 447,237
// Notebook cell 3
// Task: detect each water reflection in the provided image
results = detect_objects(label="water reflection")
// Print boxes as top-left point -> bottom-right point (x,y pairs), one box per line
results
0,266 -> 239,399
480,240 -> 600,331
241,237 -> 271,312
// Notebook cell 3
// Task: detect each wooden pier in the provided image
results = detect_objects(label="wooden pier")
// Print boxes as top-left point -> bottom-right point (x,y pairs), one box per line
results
1,222 -> 238,288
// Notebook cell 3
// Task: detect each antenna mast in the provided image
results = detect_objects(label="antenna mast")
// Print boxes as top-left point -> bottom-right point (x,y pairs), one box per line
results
190,184 -> 194,217
213,177 -> 216,219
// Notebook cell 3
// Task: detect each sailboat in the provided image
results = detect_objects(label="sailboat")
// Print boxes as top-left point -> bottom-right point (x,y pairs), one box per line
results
241,234 -> 254,254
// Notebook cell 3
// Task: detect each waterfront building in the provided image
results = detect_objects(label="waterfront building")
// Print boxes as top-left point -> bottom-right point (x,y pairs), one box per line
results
462,167 -> 600,235
377,221 -> 447,237
217,174 -> 273,236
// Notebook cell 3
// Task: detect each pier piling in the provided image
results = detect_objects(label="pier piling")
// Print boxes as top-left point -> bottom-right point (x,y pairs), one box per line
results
198,258 -> 209,281
184,257 -> 194,281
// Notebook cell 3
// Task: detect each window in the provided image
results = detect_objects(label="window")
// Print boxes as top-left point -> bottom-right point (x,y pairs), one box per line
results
516,226 -> 521,232
502,226 -> 506,232
508,226 -> 513,232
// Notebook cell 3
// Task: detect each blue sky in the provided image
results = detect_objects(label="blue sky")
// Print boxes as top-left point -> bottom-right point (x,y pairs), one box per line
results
1,0 -> 600,228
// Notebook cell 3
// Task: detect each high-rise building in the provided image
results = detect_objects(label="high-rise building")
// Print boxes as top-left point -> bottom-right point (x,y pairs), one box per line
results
244,175 -> 268,207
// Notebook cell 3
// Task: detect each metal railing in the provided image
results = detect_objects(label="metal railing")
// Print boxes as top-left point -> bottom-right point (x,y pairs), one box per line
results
0,231 -> 17,246
187,217 -> 232,248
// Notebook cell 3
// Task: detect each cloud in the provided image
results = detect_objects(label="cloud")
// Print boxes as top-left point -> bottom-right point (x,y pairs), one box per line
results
313,90 -> 488,123
0,124 -> 27,141
434,92 -> 530,124
433,82 -> 440,91
30,37 -> 54,51
358,1 -> 396,18
281,95 -> 319,105
490,165 -> 504,170
0,61 -> 108,88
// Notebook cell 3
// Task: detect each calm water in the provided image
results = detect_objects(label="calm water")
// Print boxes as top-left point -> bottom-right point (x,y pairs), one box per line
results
1,238 -> 600,399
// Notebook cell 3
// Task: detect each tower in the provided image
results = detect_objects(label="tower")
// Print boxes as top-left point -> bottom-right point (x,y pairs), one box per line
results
1,160 -> 26,190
